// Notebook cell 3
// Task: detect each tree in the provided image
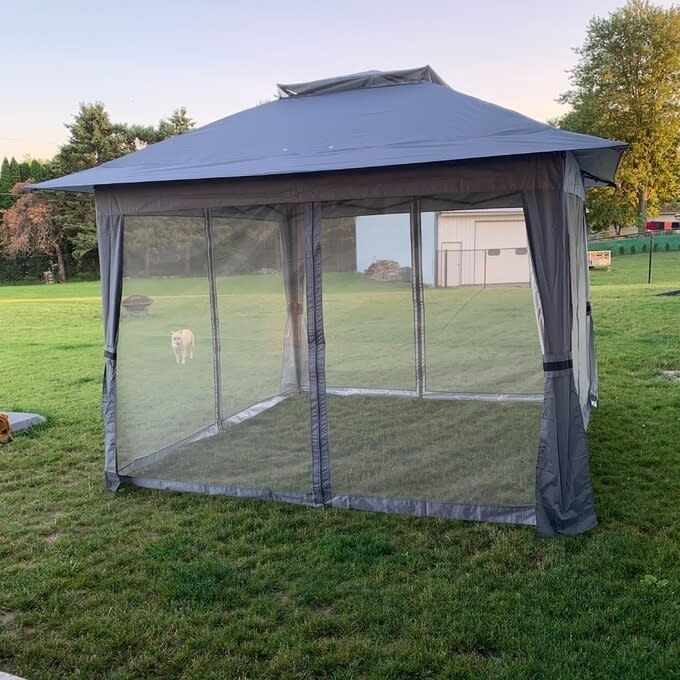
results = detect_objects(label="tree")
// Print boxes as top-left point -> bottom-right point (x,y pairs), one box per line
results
121,108 -> 195,151
28,102 -> 197,276
29,159 -> 46,182
48,103 -> 133,269
584,187 -> 636,236
19,161 -> 32,181
7,158 -> 20,192
557,0 -> 680,232
0,158 -> 23,211
50,191 -> 97,267
158,107 -> 195,138
2,181 -> 67,282
54,103 -> 129,173
0,158 -> 11,210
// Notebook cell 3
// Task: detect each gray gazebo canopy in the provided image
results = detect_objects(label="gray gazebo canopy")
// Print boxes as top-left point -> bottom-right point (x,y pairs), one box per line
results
32,66 -> 626,537
33,65 -> 623,192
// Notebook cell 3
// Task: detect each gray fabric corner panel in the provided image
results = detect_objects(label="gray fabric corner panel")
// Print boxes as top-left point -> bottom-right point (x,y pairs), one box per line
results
97,210 -> 124,491
522,164 -> 598,537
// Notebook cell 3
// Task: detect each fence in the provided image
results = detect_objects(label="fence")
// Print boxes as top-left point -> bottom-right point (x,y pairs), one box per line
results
434,246 -> 531,288
588,232 -> 680,257
434,234 -> 680,289
587,233 -> 680,285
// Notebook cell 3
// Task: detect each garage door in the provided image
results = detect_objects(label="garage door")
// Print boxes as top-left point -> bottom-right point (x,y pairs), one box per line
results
475,220 -> 530,284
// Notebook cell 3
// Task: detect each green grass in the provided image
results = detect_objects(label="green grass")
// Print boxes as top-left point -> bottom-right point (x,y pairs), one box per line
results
1,274 -> 679,678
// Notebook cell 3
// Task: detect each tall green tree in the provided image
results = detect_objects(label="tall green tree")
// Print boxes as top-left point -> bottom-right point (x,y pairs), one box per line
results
7,158 -> 20,191
558,0 -> 680,232
0,158 -> 11,210
0,158 -> 22,211
29,159 -> 46,182
54,103 -> 129,173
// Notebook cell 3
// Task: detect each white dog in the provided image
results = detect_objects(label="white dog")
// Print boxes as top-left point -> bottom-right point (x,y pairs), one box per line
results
170,329 -> 195,365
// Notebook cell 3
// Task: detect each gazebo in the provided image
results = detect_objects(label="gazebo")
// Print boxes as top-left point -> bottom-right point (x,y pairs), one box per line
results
32,66 -> 626,536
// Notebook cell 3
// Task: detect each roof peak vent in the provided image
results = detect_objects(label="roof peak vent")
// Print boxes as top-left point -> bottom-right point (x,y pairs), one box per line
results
277,65 -> 447,97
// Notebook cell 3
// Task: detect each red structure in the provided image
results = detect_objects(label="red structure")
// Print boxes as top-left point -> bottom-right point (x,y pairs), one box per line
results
646,220 -> 680,232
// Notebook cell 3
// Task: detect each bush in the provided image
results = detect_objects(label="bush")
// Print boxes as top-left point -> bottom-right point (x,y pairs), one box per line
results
619,246 -> 625,255
653,242 -> 659,252
642,243 -> 648,253
665,242 -> 670,251
630,245 -> 637,254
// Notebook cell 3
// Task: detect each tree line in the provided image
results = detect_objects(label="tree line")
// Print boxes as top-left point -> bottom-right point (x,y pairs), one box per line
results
0,105 -> 194,282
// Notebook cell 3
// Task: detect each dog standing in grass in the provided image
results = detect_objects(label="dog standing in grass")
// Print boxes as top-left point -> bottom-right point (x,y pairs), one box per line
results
170,329 -> 195,365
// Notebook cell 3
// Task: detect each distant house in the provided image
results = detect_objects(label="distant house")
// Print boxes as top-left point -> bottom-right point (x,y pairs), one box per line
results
645,206 -> 680,232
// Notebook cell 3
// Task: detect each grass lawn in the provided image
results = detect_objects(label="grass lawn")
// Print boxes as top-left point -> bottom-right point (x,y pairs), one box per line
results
0,257 -> 679,678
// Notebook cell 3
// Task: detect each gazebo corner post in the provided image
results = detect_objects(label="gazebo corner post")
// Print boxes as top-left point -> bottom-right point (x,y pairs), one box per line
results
304,202 -> 332,506
410,198 -> 426,398
204,208 -> 224,428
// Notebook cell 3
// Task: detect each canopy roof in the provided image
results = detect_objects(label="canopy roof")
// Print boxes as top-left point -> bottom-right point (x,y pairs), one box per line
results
32,66 -> 626,194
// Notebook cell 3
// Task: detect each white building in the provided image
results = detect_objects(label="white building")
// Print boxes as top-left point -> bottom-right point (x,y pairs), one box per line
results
435,208 -> 530,286
353,208 -> 532,287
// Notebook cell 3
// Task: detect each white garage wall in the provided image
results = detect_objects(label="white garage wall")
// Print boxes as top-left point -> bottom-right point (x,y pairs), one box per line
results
475,220 -> 529,285
437,209 -> 530,285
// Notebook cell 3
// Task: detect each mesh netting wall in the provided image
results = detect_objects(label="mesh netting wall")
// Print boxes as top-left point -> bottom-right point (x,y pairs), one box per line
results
319,202 -> 542,508
117,213 -> 215,472
423,240 -> 543,506
114,198 -> 544,516
117,208 -> 312,496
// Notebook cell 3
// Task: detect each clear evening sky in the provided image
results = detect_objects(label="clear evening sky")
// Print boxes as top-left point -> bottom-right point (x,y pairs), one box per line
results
1,0 -> 675,160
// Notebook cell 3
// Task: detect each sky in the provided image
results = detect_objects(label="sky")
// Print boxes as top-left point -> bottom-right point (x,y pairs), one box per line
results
1,0 -> 675,161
